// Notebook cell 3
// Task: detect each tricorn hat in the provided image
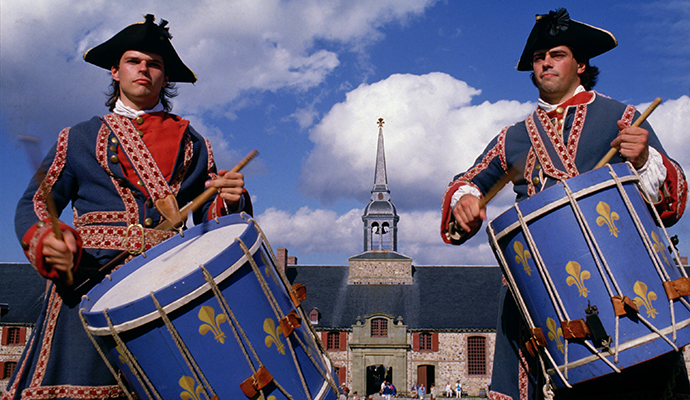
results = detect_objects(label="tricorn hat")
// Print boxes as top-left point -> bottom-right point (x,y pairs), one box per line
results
516,8 -> 617,71
84,14 -> 196,83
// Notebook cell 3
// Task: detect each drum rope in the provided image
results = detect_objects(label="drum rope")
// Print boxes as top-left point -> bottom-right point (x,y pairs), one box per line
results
487,226 -> 572,388
515,205 -> 568,322
609,165 -> 681,343
199,265 -> 294,400
252,219 -> 341,395
630,165 -> 690,340
561,179 -> 619,297
103,308 -> 163,400
238,237 -> 312,400
78,309 -> 137,400
150,292 -> 217,400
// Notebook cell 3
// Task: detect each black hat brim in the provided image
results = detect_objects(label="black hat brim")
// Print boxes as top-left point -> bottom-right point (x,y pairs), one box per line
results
84,15 -> 196,83
517,13 -> 617,71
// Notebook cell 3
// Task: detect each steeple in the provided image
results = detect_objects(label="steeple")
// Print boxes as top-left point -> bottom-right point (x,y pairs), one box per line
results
362,118 -> 399,252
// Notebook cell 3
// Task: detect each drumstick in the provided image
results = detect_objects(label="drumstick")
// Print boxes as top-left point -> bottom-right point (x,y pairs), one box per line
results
72,149 -> 259,295
155,149 -> 258,231
19,134 -> 74,285
593,97 -> 662,170
447,167 -> 520,241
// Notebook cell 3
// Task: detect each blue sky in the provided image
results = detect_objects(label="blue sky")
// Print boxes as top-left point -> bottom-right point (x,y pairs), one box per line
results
1,0 -> 689,267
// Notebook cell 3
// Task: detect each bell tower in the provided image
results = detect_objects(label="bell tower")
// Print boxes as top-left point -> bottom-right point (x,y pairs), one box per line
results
362,118 -> 399,252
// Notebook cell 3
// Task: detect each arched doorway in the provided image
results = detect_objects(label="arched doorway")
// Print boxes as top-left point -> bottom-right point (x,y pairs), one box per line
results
366,364 -> 392,396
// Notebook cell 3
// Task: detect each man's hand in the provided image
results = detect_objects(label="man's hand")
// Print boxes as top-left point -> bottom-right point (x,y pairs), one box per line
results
612,120 -> 649,169
42,230 -> 77,276
451,193 -> 487,233
205,169 -> 245,210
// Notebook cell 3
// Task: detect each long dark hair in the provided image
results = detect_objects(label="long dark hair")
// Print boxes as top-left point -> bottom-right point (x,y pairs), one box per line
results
105,79 -> 178,112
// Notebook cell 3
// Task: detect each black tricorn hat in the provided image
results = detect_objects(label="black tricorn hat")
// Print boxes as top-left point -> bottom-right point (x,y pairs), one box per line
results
516,8 -> 617,71
84,14 -> 196,83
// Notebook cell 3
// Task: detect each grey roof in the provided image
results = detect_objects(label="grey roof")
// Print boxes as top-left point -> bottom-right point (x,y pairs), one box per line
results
286,265 -> 503,331
0,263 -> 46,325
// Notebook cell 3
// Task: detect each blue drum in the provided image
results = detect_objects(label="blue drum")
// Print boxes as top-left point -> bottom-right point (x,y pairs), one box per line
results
80,213 -> 337,400
487,163 -> 690,389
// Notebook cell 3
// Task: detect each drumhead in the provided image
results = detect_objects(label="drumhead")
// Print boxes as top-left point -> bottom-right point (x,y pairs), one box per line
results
90,221 -> 248,312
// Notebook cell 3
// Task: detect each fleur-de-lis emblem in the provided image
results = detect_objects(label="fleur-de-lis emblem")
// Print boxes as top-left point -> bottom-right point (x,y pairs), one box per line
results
514,241 -> 532,276
633,281 -> 658,319
198,305 -> 227,344
546,317 -> 564,354
596,201 -> 620,237
179,376 -> 204,400
262,251 -> 279,285
565,261 -> 590,297
651,231 -> 670,267
264,318 -> 285,355
116,345 -> 127,365
268,396 -> 277,400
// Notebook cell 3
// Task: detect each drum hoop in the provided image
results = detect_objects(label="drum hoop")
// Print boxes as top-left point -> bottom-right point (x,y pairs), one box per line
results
86,227 -> 263,336
492,174 -> 638,242
546,315 -> 690,374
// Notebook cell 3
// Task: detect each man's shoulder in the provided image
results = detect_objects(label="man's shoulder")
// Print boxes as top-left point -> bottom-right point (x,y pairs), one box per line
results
591,92 -> 629,109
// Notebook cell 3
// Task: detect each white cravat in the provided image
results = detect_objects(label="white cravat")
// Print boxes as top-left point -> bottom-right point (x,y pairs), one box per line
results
113,98 -> 164,118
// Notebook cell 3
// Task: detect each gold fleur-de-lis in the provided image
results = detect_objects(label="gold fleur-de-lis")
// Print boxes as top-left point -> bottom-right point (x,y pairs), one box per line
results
264,318 -> 285,355
514,241 -> 532,276
651,231 -> 670,267
268,397 -> 277,400
565,261 -> 590,297
596,201 -> 620,237
179,375 -> 203,400
198,305 -> 227,344
262,251 -> 279,285
633,281 -> 658,319
546,318 -> 565,354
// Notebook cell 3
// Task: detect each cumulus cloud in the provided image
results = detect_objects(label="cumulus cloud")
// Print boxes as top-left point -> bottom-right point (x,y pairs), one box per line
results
0,0 -> 435,141
300,72 -> 535,209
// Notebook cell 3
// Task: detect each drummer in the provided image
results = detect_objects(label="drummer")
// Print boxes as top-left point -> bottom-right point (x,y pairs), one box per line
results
8,15 -> 252,399
440,8 -> 688,400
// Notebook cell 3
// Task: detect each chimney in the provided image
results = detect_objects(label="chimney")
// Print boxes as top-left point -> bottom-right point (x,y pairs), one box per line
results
287,256 -> 298,266
276,248 -> 288,272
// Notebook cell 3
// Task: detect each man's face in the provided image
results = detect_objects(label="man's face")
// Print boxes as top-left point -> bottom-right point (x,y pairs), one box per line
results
111,50 -> 167,111
532,45 -> 585,103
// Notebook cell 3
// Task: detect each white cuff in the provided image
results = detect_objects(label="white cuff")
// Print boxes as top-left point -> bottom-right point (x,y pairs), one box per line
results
450,184 -> 482,210
636,147 -> 666,203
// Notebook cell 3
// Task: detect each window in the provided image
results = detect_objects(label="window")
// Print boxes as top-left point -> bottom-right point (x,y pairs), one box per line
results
1,327 -> 26,346
371,318 -> 388,338
2,361 -> 17,380
419,332 -> 433,350
467,336 -> 487,375
327,331 -> 340,350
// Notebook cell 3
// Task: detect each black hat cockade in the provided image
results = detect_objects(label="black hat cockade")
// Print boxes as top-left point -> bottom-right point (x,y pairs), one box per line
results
516,8 -> 617,71
84,14 -> 196,83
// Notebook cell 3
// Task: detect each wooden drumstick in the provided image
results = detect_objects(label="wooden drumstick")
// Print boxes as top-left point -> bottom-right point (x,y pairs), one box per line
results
446,167 -> 520,241
71,149 -> 259,296
593,97 -> 662,170
19,134 -> 74,285
155,149 -> 258,231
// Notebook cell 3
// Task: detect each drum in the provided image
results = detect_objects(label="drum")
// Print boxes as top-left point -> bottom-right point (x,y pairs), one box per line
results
487,163 -> 690,389
79,213 -> 337,400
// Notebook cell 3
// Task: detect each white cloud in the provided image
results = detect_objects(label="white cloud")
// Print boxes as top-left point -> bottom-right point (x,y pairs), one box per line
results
300,72 -> 535,208
0,0 -> 435,139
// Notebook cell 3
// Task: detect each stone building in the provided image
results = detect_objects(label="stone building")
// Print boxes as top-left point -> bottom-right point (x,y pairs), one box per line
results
280,119 -> 504,397
0,263 -> 46,392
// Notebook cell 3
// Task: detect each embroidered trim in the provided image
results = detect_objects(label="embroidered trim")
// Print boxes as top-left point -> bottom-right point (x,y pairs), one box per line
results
518,349 -> 529,400
32,128 -> 70,222
464,127 -> 509,182
565,104 -> 586,164
104,114 -> 173,203
489,391 -> 513,400
78,224 -> 175,252
527,110 -> 578,180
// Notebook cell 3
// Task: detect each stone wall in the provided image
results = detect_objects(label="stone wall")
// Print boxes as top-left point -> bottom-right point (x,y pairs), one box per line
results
0,326 -> 34,392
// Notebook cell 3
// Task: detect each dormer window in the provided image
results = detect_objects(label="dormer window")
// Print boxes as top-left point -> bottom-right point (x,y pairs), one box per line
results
309,308 -> 320,325
371,317 -> 388,337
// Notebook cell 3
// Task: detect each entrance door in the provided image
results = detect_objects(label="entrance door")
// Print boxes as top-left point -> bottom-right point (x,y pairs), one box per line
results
417,365 -> 435,392
366,364 -> 392,396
